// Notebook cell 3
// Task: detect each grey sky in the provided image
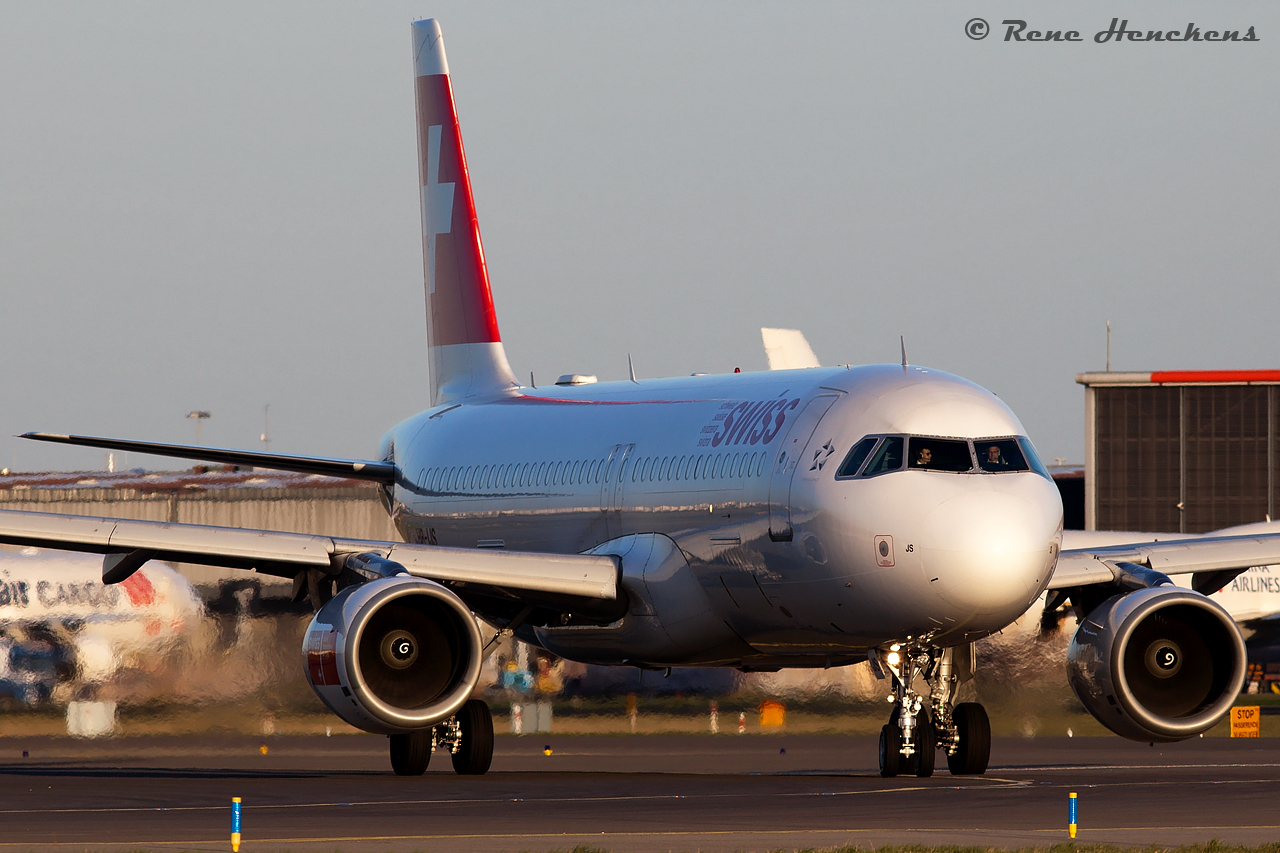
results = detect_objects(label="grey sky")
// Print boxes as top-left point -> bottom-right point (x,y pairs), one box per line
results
2,3 -> 1276,473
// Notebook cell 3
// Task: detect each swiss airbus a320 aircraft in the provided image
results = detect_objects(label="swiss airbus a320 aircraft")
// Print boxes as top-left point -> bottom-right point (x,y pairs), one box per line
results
4,19 -> 1279,778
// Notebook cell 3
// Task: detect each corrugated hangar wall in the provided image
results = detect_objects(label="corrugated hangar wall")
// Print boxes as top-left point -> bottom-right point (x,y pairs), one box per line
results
0,474 -> 398,589
1078,371 -> 1279,533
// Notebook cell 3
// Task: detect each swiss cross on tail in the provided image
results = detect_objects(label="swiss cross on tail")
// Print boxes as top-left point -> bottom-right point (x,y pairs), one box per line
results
423,125 -> 454,295
412,19 -> 517,404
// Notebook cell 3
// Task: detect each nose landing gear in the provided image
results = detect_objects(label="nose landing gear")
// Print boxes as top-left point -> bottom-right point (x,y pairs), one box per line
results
872,643 -> 989,777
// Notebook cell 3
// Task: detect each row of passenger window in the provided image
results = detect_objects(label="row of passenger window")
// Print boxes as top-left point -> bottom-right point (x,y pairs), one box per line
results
836,435 -> 1049,478
416,449 -> 770,494
630,451 -> 767,484
418,456 -> 615,493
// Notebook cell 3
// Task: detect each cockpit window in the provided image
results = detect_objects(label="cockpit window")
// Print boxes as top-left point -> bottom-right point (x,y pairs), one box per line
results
862,436 -> 904,476
836,437 -> 880,478
975,438 -> 1029,472
1017,436 -> 1051,478
834,432 -> 1054,479
837,433 -> 1049,479
907,437 -> 974,472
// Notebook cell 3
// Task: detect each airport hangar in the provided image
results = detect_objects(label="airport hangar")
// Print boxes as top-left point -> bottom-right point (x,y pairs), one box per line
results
1077,369 -> 1280,533
1077,368 -> 1280,691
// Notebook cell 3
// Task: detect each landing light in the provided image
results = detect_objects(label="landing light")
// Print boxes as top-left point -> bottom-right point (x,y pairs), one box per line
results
887,651 -> 901,666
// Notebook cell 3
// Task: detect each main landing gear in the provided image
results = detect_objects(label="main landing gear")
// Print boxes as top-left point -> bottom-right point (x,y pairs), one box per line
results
389,698 -> 495,776
873,643 -> 990,778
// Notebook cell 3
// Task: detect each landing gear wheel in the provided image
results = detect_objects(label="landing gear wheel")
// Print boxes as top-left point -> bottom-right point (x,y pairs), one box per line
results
451,699 -> 495,775
911,714 -> 936,778
878,723 -> 902,778
389,729 -> 432,776
947,702 -> 991,776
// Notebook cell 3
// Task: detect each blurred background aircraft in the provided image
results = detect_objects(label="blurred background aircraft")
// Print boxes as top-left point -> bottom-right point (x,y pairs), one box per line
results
0,548 -> 201,705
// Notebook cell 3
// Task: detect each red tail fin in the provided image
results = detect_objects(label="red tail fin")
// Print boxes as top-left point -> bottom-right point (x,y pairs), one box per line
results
413,19 -> 517,404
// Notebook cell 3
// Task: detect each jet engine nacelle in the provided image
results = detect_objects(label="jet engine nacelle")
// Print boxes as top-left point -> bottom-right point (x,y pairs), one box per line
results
1066,586 -> 1246,742
302,575 -> 483,734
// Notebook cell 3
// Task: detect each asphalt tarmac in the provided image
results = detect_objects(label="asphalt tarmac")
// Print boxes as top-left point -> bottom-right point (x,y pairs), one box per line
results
1,733 -> 1277,851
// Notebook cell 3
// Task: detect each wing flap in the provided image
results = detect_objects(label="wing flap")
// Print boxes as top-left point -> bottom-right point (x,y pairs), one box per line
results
0,508 -> 337,571
381,543 -> 617,600
0,510 -> 118,547
1050,531 -> 1280,590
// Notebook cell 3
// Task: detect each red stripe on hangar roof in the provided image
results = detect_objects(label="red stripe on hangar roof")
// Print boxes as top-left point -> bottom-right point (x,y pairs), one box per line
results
1150,370 -> 1280,384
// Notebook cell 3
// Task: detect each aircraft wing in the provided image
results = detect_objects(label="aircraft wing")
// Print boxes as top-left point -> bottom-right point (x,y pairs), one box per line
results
0,509 -> 620,620
20,432 -> 396,484
1050,531 -> 1280,591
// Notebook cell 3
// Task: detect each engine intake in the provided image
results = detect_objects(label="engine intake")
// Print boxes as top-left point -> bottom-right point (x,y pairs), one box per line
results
1066,586 -> 1246,742
303,575 -> 483,734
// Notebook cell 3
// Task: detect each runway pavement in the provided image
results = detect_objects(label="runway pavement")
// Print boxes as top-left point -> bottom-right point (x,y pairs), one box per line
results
1,733 -> 1277,851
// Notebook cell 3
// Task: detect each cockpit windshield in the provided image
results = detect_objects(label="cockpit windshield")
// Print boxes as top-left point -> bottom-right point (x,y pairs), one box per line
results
907,437 -> 973,472
836,437 -> 880,478
836,434 -> 1050,479
861,436 -> 903,476
1017,436 -> 1051,477
975,438 -> 1029,472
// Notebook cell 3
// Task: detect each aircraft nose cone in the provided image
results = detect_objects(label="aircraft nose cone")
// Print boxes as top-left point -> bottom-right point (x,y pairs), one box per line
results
920,489 -> 1059,619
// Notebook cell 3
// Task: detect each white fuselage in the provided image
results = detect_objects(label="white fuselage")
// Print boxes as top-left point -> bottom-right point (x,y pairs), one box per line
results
383,364 -> 1064,668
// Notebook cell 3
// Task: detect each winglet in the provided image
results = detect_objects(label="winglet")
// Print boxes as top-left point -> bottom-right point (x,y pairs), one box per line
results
413,19 -> 519,405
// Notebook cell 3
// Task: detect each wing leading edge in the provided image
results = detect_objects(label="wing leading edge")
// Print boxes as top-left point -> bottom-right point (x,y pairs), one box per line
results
20,432 -> 397,484
1050,531 -> 1280,591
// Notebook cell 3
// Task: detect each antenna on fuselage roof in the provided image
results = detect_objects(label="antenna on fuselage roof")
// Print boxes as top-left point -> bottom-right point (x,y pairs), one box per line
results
628,354 -> 638,383
900,336 -> 909,370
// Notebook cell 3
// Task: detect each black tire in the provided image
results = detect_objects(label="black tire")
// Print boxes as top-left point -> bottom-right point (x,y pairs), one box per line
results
451,698 -> 495,775
913,715 -> 936,778
878,723 -> 901,778
389,729 -> 432,776
946,702 -> 991,776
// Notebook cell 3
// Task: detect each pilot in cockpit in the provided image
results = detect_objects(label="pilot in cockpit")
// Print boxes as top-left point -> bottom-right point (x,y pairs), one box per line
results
983,444 -> 1008,469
